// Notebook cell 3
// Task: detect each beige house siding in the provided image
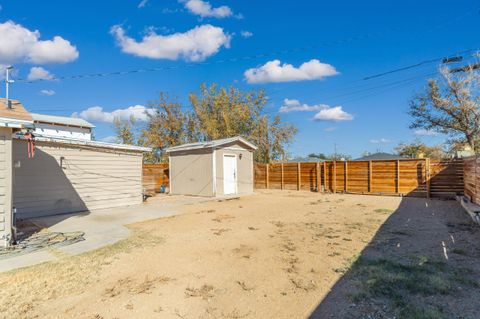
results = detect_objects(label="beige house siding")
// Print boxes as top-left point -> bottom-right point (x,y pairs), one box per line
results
0,128 -> 13,245
169,148 -> 214,197
13,140 -> 143,219
215,142 -> 253,196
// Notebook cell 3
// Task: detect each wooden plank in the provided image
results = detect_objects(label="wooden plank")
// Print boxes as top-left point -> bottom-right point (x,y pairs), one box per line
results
316,162 -> 320,192
344,161 -> 348,192
368,161 -> 372,193
396,159 -> 400,193
333,161 -> 337,193
426,158 -> 431,199
281,163 -> 284,190
266,163 -> 270,189
297,162 -> 301,191
323,162 -> 327,192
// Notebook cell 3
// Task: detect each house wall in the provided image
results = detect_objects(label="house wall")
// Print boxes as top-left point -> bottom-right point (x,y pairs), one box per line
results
34,123 -> 92,141
0,127 -> 12,246
169,148 -> 214,197
215,142 -> 254,196
12,140 -> 143,219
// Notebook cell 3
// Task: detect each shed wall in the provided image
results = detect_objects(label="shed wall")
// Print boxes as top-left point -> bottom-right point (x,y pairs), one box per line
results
0,128 -> 12,245
215,143 -> 254,196
169,148 -> 214,197
13,140 -> 143,219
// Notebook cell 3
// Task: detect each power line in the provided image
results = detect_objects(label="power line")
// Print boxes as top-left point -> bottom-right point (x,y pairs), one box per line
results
14,26 -> 401,84
13,7 -> 479,84
362,48 -> 476,80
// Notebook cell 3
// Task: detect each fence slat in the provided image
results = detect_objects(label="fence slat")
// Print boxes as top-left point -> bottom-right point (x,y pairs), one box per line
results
297,162 -> 301,191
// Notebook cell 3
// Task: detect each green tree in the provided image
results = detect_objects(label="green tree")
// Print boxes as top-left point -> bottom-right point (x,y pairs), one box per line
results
113,116 -> 136,145
139,93 -> 198,162
395,140 -> 445,158
190,83 -> 297,163
409,61 -> 480,153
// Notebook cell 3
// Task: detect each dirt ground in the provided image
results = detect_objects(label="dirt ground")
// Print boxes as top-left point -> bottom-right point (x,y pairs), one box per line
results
0,190 -> 479,319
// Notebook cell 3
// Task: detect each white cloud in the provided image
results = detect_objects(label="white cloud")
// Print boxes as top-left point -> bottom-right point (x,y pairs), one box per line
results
313,106 -> 353,121
414,129 -> 439,136
39,89 -> 55,96
72,105 -> 155,123
183,0 -> 233,18
0,20 -> 78,64
138,0 -> 148,8
101,135 -> 118,143
324,127 -> 337,132
370,138 -> 391,144
244,59 -> 338,84
279,98 -> 329,113
110,24 -> 231,62
240,30 -> 253,38
27,66 -> 54,81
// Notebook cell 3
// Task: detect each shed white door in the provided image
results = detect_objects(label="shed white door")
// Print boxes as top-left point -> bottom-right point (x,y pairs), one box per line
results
223,155 -> 237,195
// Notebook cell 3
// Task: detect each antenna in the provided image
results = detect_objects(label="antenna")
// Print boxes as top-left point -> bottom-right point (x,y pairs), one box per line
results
5,66 -> 14,108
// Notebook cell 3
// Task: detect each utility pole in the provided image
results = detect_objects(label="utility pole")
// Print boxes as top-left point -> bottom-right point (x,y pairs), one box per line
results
333,143 -> 338,160
5,65 -> 14,108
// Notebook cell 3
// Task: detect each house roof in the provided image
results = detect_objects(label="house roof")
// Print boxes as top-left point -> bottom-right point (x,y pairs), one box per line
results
31,113 -> 95,128
166,136 -> 257,153
355,152 -> 406,161
0,99 -> 34,127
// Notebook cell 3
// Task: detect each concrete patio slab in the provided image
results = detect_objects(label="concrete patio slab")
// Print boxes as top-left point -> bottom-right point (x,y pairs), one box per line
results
0,195 -> 213,272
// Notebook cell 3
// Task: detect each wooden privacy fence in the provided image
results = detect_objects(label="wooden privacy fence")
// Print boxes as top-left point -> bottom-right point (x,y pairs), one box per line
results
142,163 -> 169,194
254,159 -> 464,198
464,156 -> 480,204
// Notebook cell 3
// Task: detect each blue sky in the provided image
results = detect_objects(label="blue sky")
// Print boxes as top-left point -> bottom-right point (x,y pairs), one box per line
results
0,0 -> 478,158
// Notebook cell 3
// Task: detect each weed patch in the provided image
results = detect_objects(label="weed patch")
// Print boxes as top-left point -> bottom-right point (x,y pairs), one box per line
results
348,256 -> 479,318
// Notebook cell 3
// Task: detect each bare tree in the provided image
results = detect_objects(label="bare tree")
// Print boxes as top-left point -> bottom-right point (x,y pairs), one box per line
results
409,59 -> 480,153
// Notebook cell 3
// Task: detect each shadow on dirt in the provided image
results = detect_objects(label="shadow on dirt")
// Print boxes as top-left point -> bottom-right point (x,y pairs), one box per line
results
309,196 -> 480,319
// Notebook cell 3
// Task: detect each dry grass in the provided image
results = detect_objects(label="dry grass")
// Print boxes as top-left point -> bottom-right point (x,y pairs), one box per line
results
2,191 -> 477,319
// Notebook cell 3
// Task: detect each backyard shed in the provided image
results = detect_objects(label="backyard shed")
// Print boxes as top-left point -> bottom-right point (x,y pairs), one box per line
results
166,137 -> 257,197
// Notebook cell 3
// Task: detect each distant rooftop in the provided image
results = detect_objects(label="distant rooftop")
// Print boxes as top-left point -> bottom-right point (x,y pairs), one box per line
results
355,152 -> 406,161
31,113 -> 95,128
166,136 -> 257,153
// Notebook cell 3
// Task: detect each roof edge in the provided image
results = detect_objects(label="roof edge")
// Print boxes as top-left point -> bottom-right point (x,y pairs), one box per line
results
166,136 -> 257,153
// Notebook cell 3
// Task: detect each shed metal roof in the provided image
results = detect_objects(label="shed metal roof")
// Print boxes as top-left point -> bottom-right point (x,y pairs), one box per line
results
31,113 -> 95,128
166,136 -> 257,153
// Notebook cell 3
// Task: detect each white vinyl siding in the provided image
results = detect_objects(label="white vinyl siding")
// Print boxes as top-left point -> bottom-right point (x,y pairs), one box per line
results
0,136 -> 5,234
0,127 -> 13,246
13,140 -> 143,219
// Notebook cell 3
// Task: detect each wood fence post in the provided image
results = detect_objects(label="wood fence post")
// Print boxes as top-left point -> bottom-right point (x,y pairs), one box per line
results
426,158 -> 431,199
281,163 -> 284,190
368,161 -> 372,193
333,161 -> 337,193
323,162 -> 327,192
396,160 -> 400,194
344,161 -> 348,192
266,164 -> 269,189
297,162 -> 301,190
316,162 -> 320,192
